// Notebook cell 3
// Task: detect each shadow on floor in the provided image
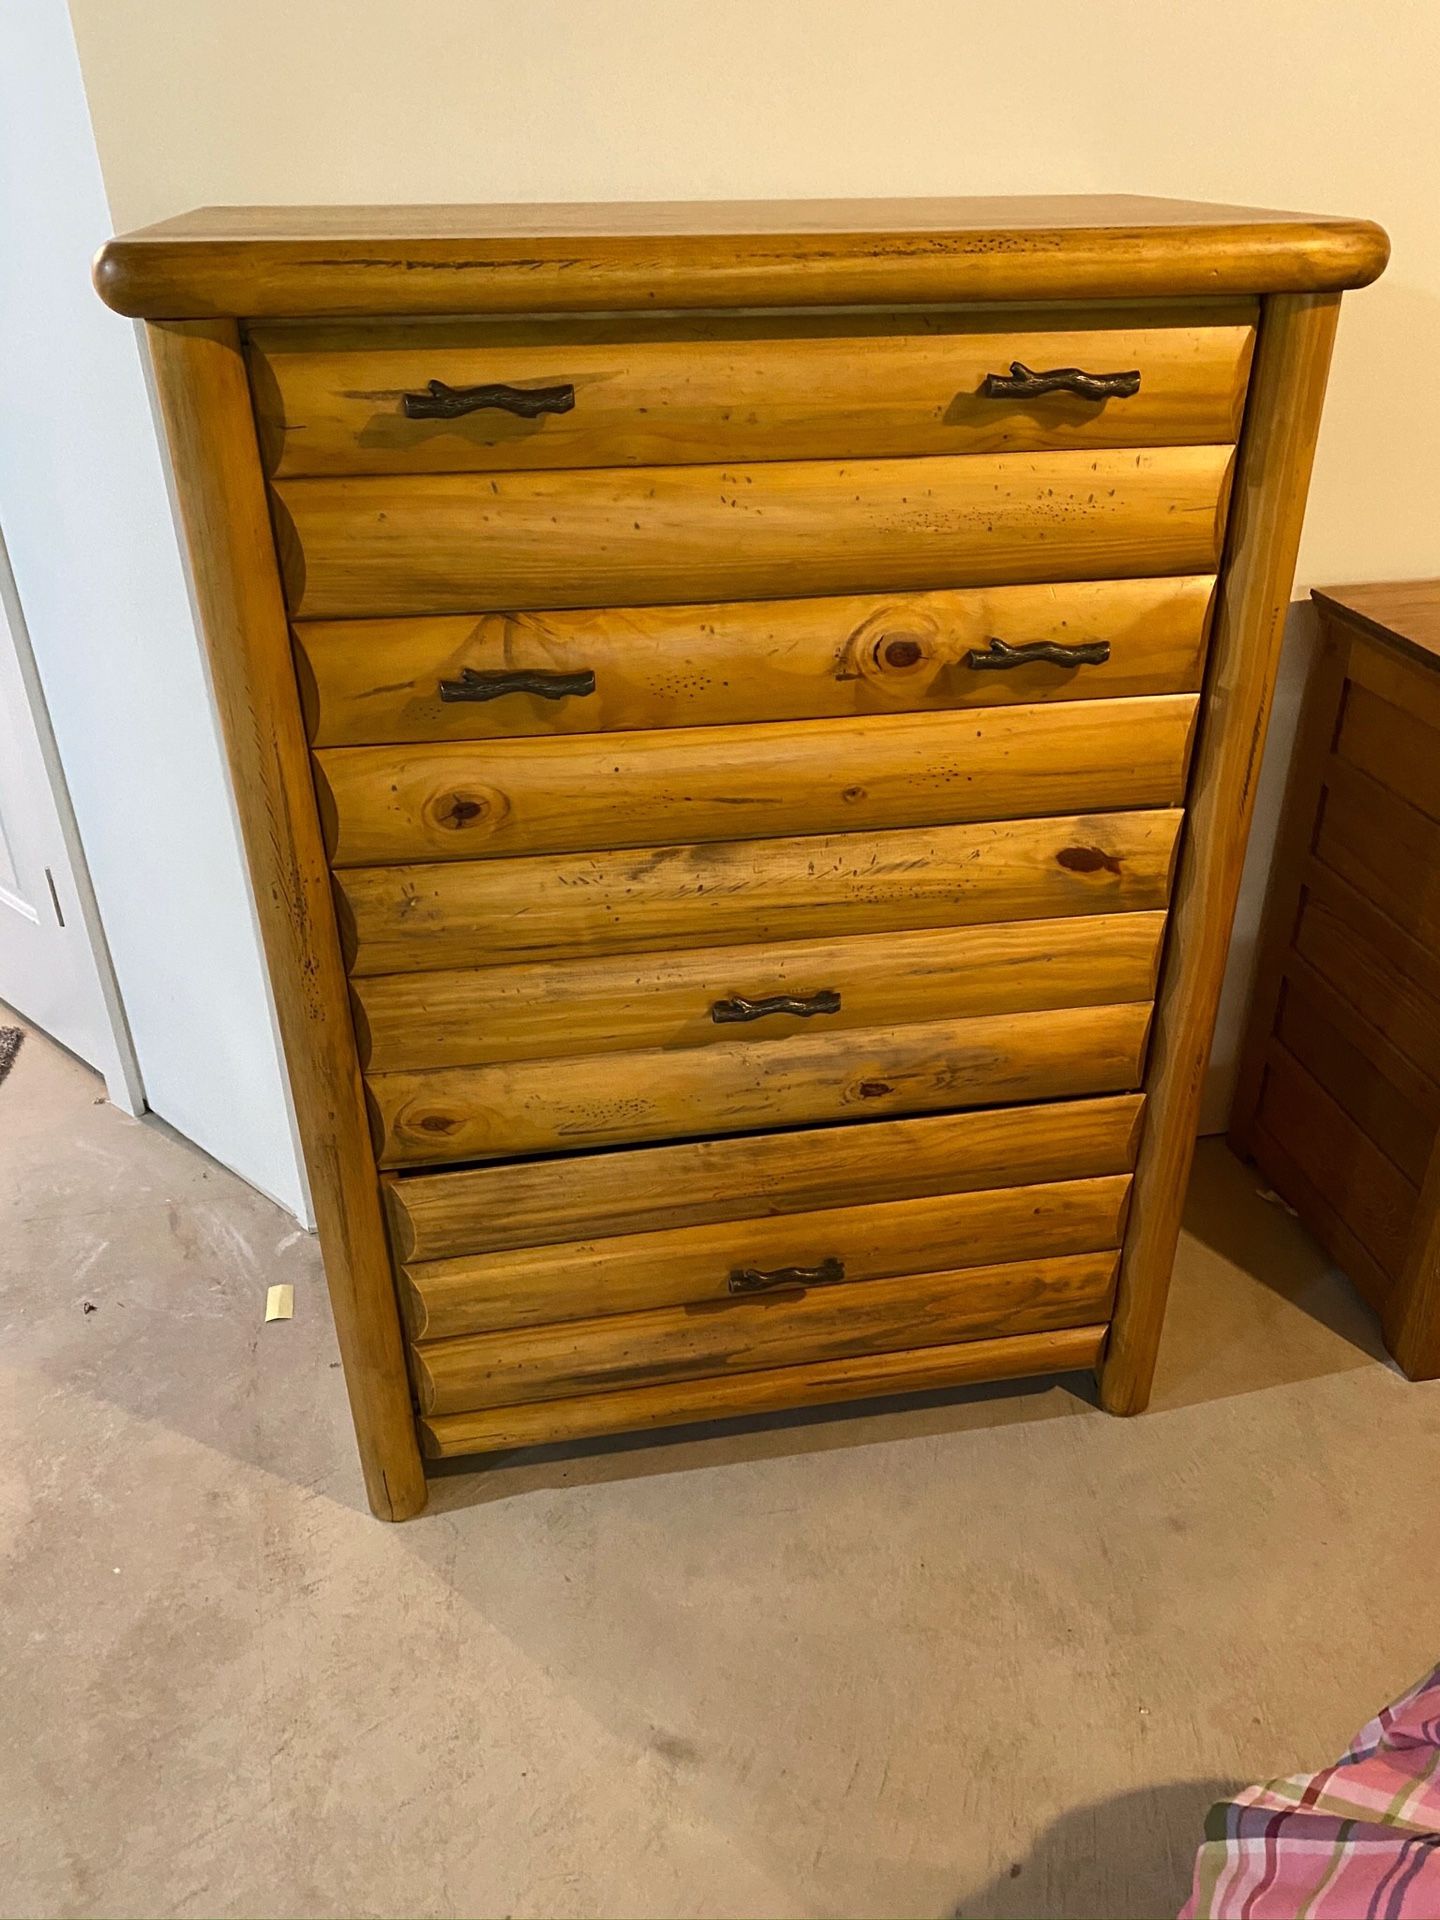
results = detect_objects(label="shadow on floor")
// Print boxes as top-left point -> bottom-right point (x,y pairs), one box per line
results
1184,1142 -> 1386,1356
426,1367 -> 1100,1512
1146,1138 -> 1393,1413
950,1778 -> 1233,1920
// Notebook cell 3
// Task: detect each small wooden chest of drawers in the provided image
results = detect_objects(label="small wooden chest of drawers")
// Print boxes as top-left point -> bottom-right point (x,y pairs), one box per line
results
1231,582 -> 1440,1380
96,196 -> 1386,1517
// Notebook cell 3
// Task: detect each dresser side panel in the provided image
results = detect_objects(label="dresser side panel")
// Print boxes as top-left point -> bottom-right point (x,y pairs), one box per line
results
1102,291 -> 1342,1413
145,317 -> 426,1519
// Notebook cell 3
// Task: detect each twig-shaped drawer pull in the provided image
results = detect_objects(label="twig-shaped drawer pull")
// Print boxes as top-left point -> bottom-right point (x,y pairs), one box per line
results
728,1259 -> 846,1296
437,667 -> 597,703
710,990 -> 842,1024
401,379 -> 576,420
979,362 -> 1140,401
965,638 -> 1112,671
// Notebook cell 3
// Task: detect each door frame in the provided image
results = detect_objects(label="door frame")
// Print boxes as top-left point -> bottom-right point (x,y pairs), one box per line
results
0,521 -> 144,1113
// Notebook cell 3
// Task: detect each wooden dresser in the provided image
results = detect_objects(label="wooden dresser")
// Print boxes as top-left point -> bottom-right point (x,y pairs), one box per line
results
95,197 -> 1387,1518
1232,581 -> 1440,1381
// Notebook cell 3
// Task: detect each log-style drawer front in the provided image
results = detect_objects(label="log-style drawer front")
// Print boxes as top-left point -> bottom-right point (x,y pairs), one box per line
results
272,447 -> 1235,619
315,696 -> 1197,867
294,576 -> 1216,748
401,1172 -> 1131,1339
250,303 -> 1256,479
354,912 -> 1164,1074
412,1249 -> 1120,1416
384,1091 -> 1144,1263
418,1326 -> 1110,1460
337,809 -> 1183,975
367,1000 -> 1152,1167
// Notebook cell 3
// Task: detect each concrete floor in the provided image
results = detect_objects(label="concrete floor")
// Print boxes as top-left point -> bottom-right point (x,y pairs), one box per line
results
4,1015 -> 1439,1920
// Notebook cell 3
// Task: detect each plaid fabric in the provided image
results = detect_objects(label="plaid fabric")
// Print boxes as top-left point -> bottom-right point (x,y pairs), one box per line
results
1182,1666 -> 1440,1918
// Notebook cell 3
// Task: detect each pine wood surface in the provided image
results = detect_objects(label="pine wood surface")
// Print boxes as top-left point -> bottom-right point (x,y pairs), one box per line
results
294,575 -> 1216,747
383,1093 -> 1145,1264
402,1173 -> 1131,1340
1100,292 -> 1342,1414
413,1250 -> 1120,1415
353,912 -> 1164,1074
93,195 -> 1388,319
99,200 -> 1387,1482
143,320 -> 425,1519
417,1323 -> 1108,1457
368,1000 -> 1153,1168
336,808 -> 1183,975
272,447 -> 1234,619
249,304 -> 1254,477
315,695 -> 1198,867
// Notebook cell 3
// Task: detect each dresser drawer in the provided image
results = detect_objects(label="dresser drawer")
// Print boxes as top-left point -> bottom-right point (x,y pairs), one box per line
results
316,695 -> 1196,867
250,303 -> 1255,479
366,999 -> 1152,1166
385,1091 -> 1142,1262
402,1169 -> 1131,1338
419,1326 -> 1109,1458
294,575 -> 1216,748
336,809 -> 1183,974
354,912 -> 1163,1073
272,447 -> 1234,618
411,1248 -> 1120,1415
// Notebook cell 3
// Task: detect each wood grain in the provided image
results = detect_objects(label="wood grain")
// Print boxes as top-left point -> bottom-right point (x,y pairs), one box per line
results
1102,292 -> 1343,1414
337,808 -> 1184,975
249,305 -> 1254,477
316,696 -> 1198,867
1275,979 -> 1435,1185
1313,579 -> 1440,675
1253,1046 -> 1416,1282
418,1323 -> 1108,1458
1302,859 -> 1440,1015
383,1092 -> 1146,1263
294,575 -> 1217,747
92,195 -> 1388,320
402,1174 -> 1132,1339
413,1250 -> 1120,1415
354,912 -> 1165,1074
1344,633 -> 1440,741
144,320 -> 425,1520
272,447 -> 1235,619
1292,894 -> 1440,1088
369,1000 -> 1153,1168
1278,940 -> 1440,1129
1315,760 -> 1440,944
1336,682 -> 1440,825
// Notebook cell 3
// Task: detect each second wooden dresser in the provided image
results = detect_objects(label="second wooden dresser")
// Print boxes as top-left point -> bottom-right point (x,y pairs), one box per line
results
95,197 -> 1387,1517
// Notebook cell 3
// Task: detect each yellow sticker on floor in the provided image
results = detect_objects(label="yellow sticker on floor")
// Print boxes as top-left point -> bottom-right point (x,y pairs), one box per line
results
265,1284 -> 294,1323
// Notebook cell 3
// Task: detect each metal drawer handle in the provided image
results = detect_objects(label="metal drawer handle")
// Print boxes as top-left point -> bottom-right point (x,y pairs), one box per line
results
979,361 -> 1141,402
401,379 -> 576,421
710,989 -> 841,1025
966,638 -> 1112,672
437,667 -> 597,703
728,1258 -> 846,1296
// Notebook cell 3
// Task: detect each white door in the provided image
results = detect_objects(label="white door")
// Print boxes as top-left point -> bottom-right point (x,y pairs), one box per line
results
0,525 -> 142,1111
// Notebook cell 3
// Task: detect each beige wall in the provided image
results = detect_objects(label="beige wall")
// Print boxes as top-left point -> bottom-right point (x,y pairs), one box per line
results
70,0 -> 1440,1125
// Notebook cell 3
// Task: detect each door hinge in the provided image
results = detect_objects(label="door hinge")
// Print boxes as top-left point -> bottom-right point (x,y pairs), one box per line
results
43,867 -> 65,927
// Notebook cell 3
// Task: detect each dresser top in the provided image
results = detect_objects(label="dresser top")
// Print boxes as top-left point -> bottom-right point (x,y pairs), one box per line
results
1314,581 -> 1440,672
95,194 -> 1388,321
